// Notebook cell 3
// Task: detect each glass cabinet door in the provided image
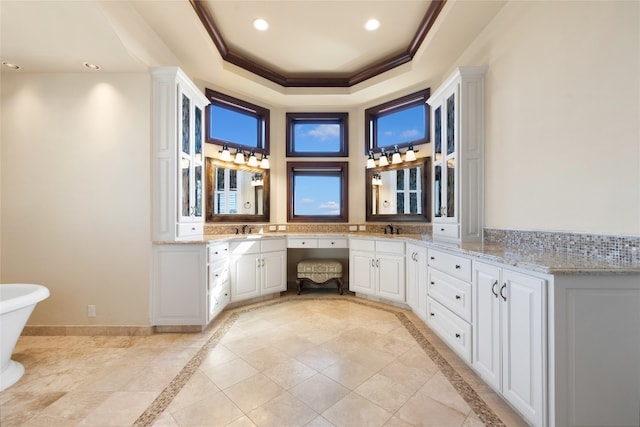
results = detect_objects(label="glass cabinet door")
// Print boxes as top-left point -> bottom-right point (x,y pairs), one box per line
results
194,106 -> 203,219
444,92 -> 457,219
179,92 -> 192,220
433,106 -> 443,219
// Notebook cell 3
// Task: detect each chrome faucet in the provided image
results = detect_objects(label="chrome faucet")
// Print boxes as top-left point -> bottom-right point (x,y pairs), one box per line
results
385,224 -> 394,234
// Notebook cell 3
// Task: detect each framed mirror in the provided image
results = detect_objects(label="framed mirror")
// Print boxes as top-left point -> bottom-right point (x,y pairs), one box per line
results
205,158 -> 270,222
365,158 -> 431,222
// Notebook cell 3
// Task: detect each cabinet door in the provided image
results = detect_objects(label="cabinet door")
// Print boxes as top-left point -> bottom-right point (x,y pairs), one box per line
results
377,253 -> 405,302
262,250 -> 286,294
349,251 -> 375,294
472,262 -> 501,390
178,90 -> 193,223
406,244 -> 427,321
502,269 -> 545,427
193,104 -> 204,220
230,253 -> 260,301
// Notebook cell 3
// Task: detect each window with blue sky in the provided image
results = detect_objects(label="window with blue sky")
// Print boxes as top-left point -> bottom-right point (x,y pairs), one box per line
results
365,88 -> 430,154
287,162 -> 348,222
286,112 -> 348,157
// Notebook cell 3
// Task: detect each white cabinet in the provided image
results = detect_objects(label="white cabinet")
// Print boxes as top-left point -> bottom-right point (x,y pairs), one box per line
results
151,67 -> 209,241
406,242 -> 428,322
427,66 -> 486,243
426,248 -> 473,362
349,238 -> 405,302
287,236 -> 348,249
151,244 -> 205,326
207,242 -> 230,322
473,261 -> 545,427
230,238 -> 286,302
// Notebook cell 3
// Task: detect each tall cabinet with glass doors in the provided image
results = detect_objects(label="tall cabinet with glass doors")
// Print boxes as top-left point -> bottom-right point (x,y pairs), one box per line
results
428,66 -> 486,243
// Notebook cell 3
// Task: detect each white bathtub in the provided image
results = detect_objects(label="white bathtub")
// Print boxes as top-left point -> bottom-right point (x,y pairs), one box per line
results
0,284 -> 49,391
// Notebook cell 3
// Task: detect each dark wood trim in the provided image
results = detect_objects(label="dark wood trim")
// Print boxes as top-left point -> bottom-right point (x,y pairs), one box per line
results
286,112 -> 349,158
365,158 -> 431,222
189,0 -> 447,88
287,161 -> 349,223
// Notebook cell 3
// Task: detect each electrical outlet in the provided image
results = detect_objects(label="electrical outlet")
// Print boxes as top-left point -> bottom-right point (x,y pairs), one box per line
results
359,225 -> 367,231
268,225 -> 277,231
88,305 -> 96,318
349,225 -> 357,231
277,225 -> 286,231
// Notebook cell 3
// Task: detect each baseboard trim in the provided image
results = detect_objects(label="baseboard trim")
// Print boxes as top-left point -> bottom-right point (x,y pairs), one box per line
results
22,325 -> 154,336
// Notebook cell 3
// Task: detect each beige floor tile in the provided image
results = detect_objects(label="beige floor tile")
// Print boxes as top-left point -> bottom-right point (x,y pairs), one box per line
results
290,373 -> 350,413
200,344 -> 238,369
169,390 -> 244,426
150,411 -> 179,427
247,391 -> 318,427
201,357 -> 259,389
342,345 -> 396,372
354,373 -> 416,413
295,346 -> 344,372
395,394 -> 468,427
305,415 -> 336,427
223,373 -> 284,413
262,358 -> 318,389
419,371 -> 472,415
321,358 -> 376,389
226,415 -> 258,427
240,346 -> 291,372
377,359 -> 432,394
78,391 -> 157,426
0,392 -> 65,427
322,392 -> 393,427
166,370 -> 220,413
122,364 -> 181,392
24,391 -> 111,426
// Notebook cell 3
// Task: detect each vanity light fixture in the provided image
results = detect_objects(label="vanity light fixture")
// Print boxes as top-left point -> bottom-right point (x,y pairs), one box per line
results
219,144 -> 232,162
365,145 -> 419,169
391,145 -> 402,164
371,173 -> 383,186
247,151 -> 259,167
251,173 -> 264,187
259,154 -> 270,169
378,149 -> 389,167
234,149 -> 246,165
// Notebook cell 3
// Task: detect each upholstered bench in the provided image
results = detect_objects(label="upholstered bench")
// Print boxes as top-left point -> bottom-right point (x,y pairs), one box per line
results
296,259 -> 343,295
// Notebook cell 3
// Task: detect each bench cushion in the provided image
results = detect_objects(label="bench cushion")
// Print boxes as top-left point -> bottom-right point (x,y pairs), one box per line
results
297,259 -> 343,283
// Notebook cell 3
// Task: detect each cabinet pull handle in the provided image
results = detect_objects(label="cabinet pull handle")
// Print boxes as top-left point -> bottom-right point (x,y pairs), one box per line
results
371,259 -> 375,268
376,259 -> 380,268
491,280 -> 498,297
430,281 -> 435,285
455,333 -> 461,338
331,241 -> 335,245
430,256 -> 435,260
430,312 -> 435,317
440,228 -> 445,232
302,241 -> 306,245
500,283 -> 507,301
455,295 -> 461,300
455,264 -> 461,269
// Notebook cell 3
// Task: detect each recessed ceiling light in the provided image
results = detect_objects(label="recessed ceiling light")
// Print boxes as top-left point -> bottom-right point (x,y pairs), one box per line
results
83,62 -> 101,70
2,61 -> 21,70
253,18 -> 269,31
365,19 -> 380,31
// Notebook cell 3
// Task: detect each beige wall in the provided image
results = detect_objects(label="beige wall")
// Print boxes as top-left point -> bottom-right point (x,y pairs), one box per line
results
1,73 -> 151,326
456,0 -> 640,234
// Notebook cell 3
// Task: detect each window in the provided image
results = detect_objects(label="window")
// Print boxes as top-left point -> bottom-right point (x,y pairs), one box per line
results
205,89 -> 270,154
214,167 -> 238,214
286,113 -> 348,157
287,162 -> 348,222
364,88 -> 430,154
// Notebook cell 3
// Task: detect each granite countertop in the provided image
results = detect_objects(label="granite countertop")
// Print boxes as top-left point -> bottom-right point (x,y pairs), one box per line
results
157,232 -> 640,275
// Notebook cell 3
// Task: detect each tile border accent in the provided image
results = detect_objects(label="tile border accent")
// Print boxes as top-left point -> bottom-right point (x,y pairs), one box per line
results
133,295 -> 505,426
22,325 -> 154,336
484,228 -> 640,263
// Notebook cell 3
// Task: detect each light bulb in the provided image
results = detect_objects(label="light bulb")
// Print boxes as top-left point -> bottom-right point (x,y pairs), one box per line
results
220,145 -> 231,162
234,150 -> 245,164
260,155 -> 270,169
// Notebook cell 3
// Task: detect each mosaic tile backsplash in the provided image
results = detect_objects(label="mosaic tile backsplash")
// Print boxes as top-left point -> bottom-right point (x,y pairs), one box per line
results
484,228 -> 639,264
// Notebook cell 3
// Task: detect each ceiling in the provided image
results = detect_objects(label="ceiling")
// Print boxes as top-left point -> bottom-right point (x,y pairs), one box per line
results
0,0 -> 506,107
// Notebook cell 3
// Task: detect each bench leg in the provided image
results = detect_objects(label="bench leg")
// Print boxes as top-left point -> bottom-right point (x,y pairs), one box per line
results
337,278 -> 344,295
296,279 -> 302,295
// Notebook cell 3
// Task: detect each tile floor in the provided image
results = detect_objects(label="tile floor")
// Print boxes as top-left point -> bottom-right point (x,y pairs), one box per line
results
0,293 -> 528,426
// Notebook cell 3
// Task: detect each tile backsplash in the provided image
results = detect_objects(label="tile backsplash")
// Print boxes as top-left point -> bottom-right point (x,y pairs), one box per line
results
484,228 -> 639,263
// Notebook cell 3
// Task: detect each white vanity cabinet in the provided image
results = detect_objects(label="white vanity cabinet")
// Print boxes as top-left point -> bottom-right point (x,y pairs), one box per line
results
151,67 -> 209,241
349,238 -> 405,302
426,248 -> 473,362
207,242 -> 230,322
230,238 -> 286,302
287,236 -> 348,249
472,261 -> 546,427
406,242 -> 428,321
427,66 -> 486,243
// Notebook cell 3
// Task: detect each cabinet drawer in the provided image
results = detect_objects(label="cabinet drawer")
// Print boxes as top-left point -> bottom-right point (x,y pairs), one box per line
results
318,238 -> 348,249
376,240 -> 405,255
176,222 -> 203,238
428,249 -> 471,282
287,237 -> 319,248
230,239 -> 260,254
427,297 -> 472,363
428,269 -> 472,323
350,238 -> 375,252
433,223 -> 459,240
207,242 -> 229,263
261,238 -> 286,252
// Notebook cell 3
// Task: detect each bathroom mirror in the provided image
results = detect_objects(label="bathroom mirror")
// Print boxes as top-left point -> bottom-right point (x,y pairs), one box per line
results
365,157 -> 431,222
205,158 -> 270,222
